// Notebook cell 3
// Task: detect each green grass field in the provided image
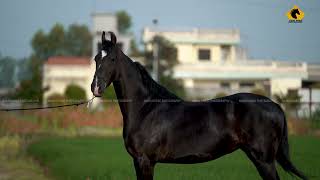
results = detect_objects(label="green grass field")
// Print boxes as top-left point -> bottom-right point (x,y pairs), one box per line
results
27,136 -> 320,180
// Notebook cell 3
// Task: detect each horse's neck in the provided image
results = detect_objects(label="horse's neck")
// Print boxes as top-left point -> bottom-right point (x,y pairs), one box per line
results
113,54 -> 149,132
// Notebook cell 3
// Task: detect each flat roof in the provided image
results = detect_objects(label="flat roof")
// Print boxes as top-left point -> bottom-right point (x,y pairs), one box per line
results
46,56 -> 91,66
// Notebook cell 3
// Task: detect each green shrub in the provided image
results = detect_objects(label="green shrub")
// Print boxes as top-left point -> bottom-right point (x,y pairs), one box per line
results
310,108 -> 320,129
47,93 -> 66,106
65,84 -> 87,101
160,75 -> 186,99
274,90 -> 301,117
102,84 -> 117,101
215,92 -> 227,98
251,88 -> 268,97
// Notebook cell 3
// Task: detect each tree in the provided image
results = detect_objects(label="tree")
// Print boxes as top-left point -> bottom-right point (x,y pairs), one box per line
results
129,39 -> 142,57
16,58 -> 32,82
145,36 -> 178,75
65,24 -> 92,56
310,108 -> 320,129
14,55 -> 43,103
144,35 -> 185,98
47,23 -> 66,56
31,30 -> 50,60
31,23 -> 92,60
116,10 -> 132,34
0,56 -> 16,88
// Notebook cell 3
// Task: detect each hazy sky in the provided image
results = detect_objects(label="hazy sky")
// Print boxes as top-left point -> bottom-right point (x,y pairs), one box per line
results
0,0 -> 319,62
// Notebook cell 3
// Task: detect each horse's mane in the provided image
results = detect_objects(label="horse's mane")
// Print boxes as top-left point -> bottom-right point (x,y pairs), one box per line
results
133,62 -> 181,100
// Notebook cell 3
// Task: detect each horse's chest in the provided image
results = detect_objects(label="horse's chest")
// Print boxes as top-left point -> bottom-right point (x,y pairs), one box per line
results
123,128 -> 165,158
123,134 -> 138,157
123,131 -> 148,157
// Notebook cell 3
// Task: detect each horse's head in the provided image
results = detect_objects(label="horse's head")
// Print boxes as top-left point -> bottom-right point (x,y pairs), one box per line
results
91,31 -> 119,97
291,9 -> 300,19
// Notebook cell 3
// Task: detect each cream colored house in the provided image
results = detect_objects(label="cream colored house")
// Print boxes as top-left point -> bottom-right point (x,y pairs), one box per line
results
42,56 -> 95,105
143,27 -> 311,98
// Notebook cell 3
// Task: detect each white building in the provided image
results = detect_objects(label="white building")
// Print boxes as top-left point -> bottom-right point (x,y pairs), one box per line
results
92,12 -> 132,56
143,27 -> 319,99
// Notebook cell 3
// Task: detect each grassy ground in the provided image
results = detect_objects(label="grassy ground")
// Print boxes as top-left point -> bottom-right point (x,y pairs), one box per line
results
0,157 -> 50,180
0,135 -> 50,180
27,136 -> 320,180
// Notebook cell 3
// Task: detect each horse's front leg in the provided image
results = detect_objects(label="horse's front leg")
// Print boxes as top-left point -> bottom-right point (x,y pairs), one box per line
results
133,156 -> 155,180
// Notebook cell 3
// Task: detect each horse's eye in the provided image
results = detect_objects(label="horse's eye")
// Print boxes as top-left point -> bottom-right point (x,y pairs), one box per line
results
111,58 -> 115,62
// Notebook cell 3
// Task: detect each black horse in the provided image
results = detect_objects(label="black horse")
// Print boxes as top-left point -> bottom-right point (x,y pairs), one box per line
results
91,31 -> 307,180
290,9 -> 300,19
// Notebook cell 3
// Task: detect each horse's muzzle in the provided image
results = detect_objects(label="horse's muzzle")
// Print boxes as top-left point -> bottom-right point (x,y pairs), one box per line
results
91,77 -> 103,97
93,86 -> 101,97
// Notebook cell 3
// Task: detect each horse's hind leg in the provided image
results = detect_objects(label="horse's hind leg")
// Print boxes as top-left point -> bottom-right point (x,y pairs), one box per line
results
252,159 -> 279,180
243,147 -> 280,180
133,156 -> 155,180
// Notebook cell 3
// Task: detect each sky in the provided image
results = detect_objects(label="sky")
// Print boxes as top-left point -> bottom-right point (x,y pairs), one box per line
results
0,0 -> 319,62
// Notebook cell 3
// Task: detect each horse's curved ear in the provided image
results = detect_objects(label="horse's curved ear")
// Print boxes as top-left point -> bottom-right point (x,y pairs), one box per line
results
102,31 -> 107,43
108,31 -> 117,45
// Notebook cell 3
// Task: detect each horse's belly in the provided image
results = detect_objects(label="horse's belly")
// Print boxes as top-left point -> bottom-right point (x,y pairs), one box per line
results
159,153 -> 215,164
160,133 -> 239,164
159,147 -> 238,164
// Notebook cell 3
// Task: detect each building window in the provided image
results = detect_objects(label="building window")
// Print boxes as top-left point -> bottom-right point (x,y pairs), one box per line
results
198,49 -> 211,60
240,82 -> 255,88
221,45 -> 231,61
220,82 -> 230,89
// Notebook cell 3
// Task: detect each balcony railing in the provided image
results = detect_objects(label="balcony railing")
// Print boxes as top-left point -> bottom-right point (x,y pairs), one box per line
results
177,60 -> 307,69
173,60 -> 309,79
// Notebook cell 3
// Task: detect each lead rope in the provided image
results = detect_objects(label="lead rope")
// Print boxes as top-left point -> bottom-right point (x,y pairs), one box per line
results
87,96 -> 95,109
0,97 -> 96,112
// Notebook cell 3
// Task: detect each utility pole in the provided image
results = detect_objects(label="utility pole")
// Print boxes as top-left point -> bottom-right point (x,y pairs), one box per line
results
152,19 -> 159,82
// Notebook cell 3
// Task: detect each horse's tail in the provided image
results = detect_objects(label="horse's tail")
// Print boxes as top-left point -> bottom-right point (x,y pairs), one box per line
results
276,113 -> 308,180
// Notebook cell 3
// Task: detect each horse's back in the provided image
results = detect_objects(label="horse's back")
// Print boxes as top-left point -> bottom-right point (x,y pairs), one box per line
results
226,93 -> 285,124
